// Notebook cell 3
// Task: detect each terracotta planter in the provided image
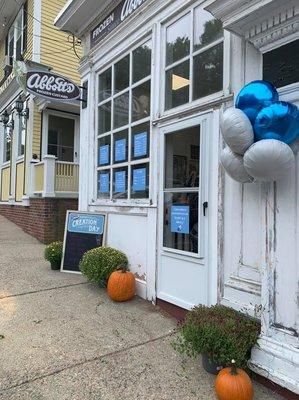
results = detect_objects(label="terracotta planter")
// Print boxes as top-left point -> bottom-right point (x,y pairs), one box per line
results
202,354 -> 223,375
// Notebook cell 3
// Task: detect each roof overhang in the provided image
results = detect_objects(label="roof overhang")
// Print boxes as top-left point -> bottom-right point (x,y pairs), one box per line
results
0,0 -> 25,42
204,0 -> 299,49
54,0 -> 120,37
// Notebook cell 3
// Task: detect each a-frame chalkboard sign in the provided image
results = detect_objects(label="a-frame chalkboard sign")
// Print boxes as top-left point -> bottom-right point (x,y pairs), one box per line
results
61,211 -> 107,273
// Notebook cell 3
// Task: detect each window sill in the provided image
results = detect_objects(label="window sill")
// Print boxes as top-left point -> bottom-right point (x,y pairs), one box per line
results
1,162 -> 11,169
91,199 -> 157,209
16,155 -> 25,163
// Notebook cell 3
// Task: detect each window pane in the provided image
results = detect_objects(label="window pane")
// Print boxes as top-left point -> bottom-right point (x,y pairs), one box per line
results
193,42 -> 223,100
113,167 -> 128,199
98,136 -> 111,166
163,192 -> 198,253
131,122 -> 150,160
98,102 -> 111,134
99,68 -> 112,102
165,126 -> 200,189
263,40 -> 299,88
98,170 -> 110,199
114,55 -> 129,93
194,7 -> 223,51
133,41 -> 152,83
131,163 -> 149,199
166,13 -> 191,66
113,130 -> 128,163
132,81 -> 151,122
114,92 -> 129,128
165,61 -> 190,110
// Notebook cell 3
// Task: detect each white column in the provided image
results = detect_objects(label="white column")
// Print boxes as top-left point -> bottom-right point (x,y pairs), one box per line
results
42,155 -> 56,197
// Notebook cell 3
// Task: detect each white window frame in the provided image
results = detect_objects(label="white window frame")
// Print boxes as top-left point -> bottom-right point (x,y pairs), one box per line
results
160,3 -> 224,116
95,36 -> 153,206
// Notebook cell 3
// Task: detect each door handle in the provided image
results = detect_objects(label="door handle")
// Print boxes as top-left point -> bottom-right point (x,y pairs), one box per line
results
203,201 -> 208,216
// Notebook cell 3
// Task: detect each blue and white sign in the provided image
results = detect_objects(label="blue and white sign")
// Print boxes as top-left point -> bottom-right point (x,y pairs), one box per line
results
171,205 -> 190,234
134,132 -> 147,158
115,171 -> 126,193
68,212 -> 105,235
115,138 -> 126,162
99,173 -> 109,193
133,168 -> 146,192
99,145 -> 109,165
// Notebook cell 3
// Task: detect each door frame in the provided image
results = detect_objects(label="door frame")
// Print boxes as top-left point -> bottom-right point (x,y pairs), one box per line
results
156,111 -> 217,309
42,110 -> 80,162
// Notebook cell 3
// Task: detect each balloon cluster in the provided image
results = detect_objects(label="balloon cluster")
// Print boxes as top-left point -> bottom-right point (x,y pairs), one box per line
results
220,80 -> 299,182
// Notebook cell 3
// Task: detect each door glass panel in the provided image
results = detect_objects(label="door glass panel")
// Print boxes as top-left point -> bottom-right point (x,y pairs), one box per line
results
166,13 -> 191,66
163,126 -> 200,253
193,7 -> 223,51
48,115 -> 75,162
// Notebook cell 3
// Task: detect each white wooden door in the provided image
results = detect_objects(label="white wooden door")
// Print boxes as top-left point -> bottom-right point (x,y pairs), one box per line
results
157,115 -> 210,310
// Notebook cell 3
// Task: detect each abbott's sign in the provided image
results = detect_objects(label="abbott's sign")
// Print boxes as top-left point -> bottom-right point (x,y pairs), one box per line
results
90,0 -> 148,47
26,71 -> 80,101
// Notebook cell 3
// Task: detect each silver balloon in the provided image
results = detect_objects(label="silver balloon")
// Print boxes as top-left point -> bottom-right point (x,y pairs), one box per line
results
221,147 -> 253,183
244,139 -> 295,182
220,108 -> 254,155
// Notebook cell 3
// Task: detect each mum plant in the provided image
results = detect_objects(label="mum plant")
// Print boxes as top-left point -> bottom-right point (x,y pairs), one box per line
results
173,304 -> 260,371
79,246 -> 128,285
44,241 -> 63,270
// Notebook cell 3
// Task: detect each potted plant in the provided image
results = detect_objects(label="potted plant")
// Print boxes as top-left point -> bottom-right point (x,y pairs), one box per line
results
79,246 -> 128,287
44,241 -> 63,270
173,305 -> 260,375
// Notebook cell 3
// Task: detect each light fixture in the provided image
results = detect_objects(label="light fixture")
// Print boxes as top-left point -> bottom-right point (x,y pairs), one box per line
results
0,110 -> 9,127
14,96 -> 30,120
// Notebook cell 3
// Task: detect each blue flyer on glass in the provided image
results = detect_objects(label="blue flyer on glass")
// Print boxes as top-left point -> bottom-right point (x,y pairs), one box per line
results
115,138 -> 126,162
115,171 -> 126,193
171,205 -> 190,234
99,144 -> 109,165
134,132 -> 147,158
99,173 -> 109,193
133,168 -> 146,191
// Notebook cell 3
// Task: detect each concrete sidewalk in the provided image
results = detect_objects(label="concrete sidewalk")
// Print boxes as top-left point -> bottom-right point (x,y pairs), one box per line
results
0,216 -> 283,400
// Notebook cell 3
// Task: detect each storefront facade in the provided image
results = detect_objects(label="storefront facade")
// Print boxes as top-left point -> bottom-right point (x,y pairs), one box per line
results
55,0 -> 299,393
0,0 -> 81,243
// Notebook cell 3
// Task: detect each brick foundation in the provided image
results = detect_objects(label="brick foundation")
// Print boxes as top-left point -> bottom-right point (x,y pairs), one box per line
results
0,197 -> 78,244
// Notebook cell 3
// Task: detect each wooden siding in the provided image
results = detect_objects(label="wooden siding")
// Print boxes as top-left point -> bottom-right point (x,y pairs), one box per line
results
1,167 -> 10,202
23,0 -> 34,61
15,162 -> 25,202
0,40 -> 5,82
40,0 -> 81,84
33,106 -> 42,158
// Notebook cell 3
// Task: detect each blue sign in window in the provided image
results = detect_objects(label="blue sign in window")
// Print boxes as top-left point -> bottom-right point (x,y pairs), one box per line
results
115,171 -> 126,193
68,213 -> 105,235
133,168 -> 146,191
99,173 -> 109,193
134,132 -> 147,158
171,205 -> 190,234
115,138 -> 126,162
99,145 -> 109,165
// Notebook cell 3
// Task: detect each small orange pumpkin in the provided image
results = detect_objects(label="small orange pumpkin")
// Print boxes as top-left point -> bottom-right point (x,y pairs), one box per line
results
107,268 -> 135,302
215,360 -> 253,400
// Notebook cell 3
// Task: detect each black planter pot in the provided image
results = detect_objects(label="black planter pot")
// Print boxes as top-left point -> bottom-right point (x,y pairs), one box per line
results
50,261 -> 61,271
202,354 -> 223,375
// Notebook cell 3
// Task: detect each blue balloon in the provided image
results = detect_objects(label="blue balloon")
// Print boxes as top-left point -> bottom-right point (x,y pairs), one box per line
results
254,102 -> 299,145
236,80 -> 279,125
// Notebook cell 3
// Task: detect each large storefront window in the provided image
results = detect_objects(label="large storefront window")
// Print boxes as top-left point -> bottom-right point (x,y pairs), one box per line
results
3,115 -> 13,163
165,7 -> 223,110
97,40 -> 151,200
47,115 -> 75,162
18,101 -> 27,157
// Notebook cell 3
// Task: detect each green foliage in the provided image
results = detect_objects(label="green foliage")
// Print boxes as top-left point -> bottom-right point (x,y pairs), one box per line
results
173,305 -> 260,370
44,241 -> 63,266
79,247 -> 128,283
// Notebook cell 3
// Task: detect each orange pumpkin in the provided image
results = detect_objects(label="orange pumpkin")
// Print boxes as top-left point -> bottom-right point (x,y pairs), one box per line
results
107,268 -> 135,302
215,360 -> 253,400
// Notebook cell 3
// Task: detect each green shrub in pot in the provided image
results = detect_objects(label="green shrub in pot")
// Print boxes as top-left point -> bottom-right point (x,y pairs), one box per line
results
173,305 -> 260,372
44,241 -> 63,270
79,247 -> 128,285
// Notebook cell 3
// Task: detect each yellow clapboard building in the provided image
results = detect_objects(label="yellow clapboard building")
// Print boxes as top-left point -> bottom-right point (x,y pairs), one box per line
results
0,0 -> 81,243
